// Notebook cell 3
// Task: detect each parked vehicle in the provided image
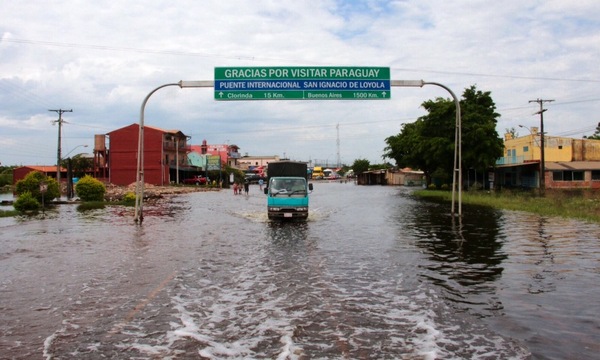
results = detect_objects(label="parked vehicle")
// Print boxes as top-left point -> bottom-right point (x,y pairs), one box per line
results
312,166 -> 324,179
244,173 -> 266,184
264,161 -> 313,220
182,175 -> 208,185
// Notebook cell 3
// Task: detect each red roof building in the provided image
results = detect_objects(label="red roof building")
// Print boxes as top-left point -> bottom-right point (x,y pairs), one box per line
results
12,166 -> 61,185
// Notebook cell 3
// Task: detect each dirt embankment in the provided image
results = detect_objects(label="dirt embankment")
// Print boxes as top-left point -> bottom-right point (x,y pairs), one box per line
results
104,183 -> 220,201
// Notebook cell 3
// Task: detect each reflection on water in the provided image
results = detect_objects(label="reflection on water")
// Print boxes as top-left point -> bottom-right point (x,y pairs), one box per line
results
405,193 -> 600,359
405,201 -> 508,315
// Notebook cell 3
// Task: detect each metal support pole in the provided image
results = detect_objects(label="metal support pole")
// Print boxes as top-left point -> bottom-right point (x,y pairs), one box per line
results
134,81 -> 214,224
391,80 -> 462,216
134,83 -> 179,224
175,138 -> 180,185
540,109 -> 546,193
424,82 -> 462,216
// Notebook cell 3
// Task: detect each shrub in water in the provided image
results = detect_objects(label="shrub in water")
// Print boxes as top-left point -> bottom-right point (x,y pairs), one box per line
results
15,171 -> 60,202
75,175 -> 106,201
122,191 -> 136,205
14,191 -> 41,212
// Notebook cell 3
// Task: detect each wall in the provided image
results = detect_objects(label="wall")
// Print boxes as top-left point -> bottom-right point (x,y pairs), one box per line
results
572,139 -> 600,161
109,124 -> 165,186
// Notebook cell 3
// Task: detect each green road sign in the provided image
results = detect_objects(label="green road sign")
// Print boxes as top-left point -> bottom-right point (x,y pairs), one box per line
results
214,66 -> 390,100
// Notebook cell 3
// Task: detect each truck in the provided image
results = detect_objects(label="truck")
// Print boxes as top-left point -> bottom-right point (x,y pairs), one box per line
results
312,166 -> 325,179
264,161 -> 313,220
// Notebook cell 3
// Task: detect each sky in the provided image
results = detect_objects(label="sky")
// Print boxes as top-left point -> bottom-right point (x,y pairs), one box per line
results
1,0 -> 599,167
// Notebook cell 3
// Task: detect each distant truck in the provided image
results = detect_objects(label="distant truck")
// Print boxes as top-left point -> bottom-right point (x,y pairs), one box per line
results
264,161 -> 313,220
312,166 -> 325,179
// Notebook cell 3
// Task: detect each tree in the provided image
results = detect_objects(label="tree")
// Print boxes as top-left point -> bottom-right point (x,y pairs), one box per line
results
505,127 -> 519,139
15,171 -> 60,202
0,166 -> 16,188
351,159 -> 371,175
59,154 -> 94,178
584,122 -> 600,140
383,85 -> 504,186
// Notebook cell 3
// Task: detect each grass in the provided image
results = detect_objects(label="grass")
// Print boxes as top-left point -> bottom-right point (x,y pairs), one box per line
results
0,209 -> 19,217
414,188 -> 600,223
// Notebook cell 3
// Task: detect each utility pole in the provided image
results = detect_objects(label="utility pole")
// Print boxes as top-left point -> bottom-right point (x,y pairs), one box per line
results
336,123 -> 341,168
49,109 -> 72,194
528,99 -> 553,194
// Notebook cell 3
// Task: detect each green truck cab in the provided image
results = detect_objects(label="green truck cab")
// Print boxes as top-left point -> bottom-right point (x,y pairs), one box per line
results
264,161 -> 313,220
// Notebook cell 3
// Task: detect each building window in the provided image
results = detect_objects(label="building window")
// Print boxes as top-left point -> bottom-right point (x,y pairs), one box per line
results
523,146 -> 529,152
592,170 -> 600,181
553,170 -> 584,181
552,171 -> 563,181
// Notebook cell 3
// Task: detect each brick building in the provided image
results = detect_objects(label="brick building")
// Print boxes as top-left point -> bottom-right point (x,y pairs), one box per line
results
107,123 -> 193,186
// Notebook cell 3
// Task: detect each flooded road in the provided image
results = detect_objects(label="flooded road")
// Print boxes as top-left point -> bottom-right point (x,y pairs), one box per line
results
0,183 -> 598,359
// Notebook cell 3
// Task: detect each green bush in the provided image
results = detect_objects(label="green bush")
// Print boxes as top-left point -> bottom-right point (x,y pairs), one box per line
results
75,175 -> 106,201
15,171 -> 60,202
122,191 -> 136,205
14,191 -> 41,212
77,202 -> 105,212
428,183 -> 437,190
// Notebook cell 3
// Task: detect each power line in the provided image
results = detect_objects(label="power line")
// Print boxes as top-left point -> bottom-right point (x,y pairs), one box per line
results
6,38 -> 600,84
555,125 -> 598,137
392,67 -> 600,83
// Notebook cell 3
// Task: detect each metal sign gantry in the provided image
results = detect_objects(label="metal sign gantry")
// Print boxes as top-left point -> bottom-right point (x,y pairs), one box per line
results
134,73 -> 461,224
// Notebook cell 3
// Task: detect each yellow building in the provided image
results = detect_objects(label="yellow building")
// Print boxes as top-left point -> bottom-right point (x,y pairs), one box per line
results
495,128 -> 600,189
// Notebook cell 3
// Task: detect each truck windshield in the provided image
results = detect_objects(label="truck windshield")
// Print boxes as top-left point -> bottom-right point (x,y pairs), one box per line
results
271,179 -> 306,195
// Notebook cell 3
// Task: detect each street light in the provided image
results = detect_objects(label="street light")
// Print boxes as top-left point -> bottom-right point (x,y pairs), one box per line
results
135,80 -> 214,224
392,80 -> 462,216
518,124 -> 541,154
63,144 -> 89,159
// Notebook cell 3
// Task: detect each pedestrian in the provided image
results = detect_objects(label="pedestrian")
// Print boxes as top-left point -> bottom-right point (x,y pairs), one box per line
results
258,178 -> 264,191
244,179 -> 250,195
233,182 -> 238,195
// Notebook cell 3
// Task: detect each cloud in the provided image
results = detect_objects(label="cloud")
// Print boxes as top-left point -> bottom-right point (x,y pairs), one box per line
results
1,0 -> 599,166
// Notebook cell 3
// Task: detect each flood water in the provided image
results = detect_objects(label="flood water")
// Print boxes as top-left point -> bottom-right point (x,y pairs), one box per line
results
0,182 -> 598,359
